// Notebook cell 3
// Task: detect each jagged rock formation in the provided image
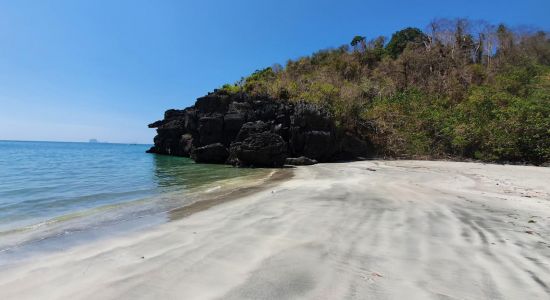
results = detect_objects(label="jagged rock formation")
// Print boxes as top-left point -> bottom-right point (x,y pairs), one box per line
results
147,90 -> 370,167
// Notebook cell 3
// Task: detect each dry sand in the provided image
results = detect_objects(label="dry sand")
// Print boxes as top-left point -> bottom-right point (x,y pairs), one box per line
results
0,160 -> 549,299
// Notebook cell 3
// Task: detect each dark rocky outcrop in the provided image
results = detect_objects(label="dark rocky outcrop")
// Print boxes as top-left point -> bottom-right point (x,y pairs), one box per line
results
230,131 -> 287,167
147,90 -> 371,166
285,156 -> 318,166
191,143 -> 229,163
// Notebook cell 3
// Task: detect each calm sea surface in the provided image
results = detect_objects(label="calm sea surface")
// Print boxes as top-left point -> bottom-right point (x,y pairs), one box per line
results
0,141 -> 267,257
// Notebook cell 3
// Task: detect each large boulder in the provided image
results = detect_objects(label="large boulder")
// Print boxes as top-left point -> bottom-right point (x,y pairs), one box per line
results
285,156 -> 318,166
230,132 -> 287,167
191,143 -> 229,163
235,121 -> 271,141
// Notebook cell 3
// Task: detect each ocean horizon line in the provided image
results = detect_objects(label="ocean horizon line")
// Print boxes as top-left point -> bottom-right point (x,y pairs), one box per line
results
0,139 -> 153,146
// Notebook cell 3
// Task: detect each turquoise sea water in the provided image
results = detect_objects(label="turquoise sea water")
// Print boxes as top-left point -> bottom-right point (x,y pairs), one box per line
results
0,141 -> 267,256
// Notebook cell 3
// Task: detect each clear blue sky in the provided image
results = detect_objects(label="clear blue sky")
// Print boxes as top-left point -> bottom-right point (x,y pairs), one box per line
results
1,0 -> 549,143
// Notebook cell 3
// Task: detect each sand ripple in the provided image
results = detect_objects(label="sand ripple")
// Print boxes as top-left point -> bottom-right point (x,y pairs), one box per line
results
0,160 -> 549,299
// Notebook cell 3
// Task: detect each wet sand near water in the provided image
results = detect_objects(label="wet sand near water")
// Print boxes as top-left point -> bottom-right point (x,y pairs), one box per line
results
0,160 -> 549,299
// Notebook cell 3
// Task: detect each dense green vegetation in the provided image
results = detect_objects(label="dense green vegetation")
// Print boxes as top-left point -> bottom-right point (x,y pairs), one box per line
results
222,19 -> 550,165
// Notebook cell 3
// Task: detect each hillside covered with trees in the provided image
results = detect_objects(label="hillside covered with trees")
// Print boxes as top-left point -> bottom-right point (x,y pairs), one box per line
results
221,19 -> 550,165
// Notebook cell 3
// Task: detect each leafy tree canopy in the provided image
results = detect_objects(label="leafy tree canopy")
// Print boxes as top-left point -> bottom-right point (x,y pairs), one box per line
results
350,35 -> 366,47
218,19 -> 550,164
385,27 -> 427,58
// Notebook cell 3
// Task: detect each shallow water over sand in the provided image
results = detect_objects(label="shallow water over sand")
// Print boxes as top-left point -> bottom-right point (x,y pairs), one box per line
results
0,141 -> 270,257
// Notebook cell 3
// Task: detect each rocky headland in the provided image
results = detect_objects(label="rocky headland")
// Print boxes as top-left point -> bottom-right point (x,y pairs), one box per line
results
147,90 -> 370,167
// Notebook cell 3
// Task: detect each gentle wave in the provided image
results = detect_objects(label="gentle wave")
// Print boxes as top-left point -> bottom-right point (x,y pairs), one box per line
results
0,141 -> 272,258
